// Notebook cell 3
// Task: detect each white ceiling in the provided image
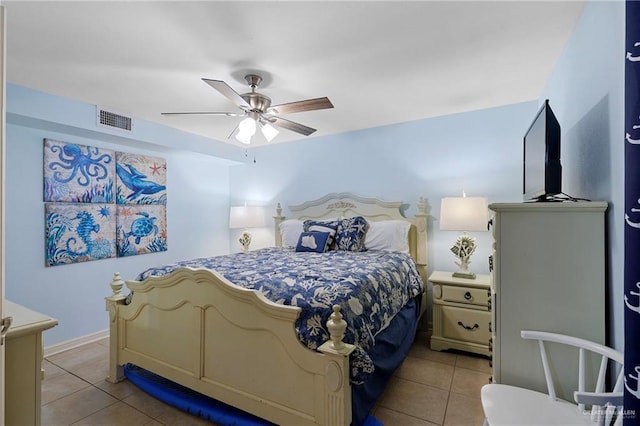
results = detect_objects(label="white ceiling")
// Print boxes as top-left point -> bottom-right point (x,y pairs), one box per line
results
3,1 -> 585,147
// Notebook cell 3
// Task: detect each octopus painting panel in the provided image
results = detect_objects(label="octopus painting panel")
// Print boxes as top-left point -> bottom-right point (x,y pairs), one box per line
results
43,139 -> 115,203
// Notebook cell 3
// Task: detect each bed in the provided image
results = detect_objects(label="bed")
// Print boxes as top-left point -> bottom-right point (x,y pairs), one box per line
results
105,192 -> 428,425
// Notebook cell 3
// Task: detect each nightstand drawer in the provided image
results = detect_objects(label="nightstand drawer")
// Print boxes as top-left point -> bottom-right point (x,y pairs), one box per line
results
441,305 -> 490,345
441,285 -> 488,307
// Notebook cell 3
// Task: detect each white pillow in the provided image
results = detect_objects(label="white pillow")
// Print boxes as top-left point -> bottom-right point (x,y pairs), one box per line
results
279,219 -> 304,247
365,220 -> 411,253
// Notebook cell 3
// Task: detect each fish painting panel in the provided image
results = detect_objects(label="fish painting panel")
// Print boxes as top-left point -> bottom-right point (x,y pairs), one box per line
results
116,152 -> 167,205
43,139 -> 115,203
116,205 -> 167,257
45,203 -> 116,266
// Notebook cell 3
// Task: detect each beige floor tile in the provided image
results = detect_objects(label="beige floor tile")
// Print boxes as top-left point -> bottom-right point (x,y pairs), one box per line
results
455,354 -> 491,374
42,359 -> 68,379
41,386 -> 118,425
373,407 -> 439,426
443,392 -> 486,426
409,342 -> 457,365
395,356 -> 454,390
451,367 -> 491,399
373,406 -> 440,426
378,377 -> 449,425
42,371 -> 92,405
47,342 -> 108,373
95,377 -> 140,400
70,357 -> 110,384
72,400 -> 155,425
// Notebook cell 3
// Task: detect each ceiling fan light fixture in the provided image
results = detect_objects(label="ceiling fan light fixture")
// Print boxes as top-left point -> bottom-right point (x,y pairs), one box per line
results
260,122 -> 279,142
236,116 -> 256,144
165,74 -> 333,143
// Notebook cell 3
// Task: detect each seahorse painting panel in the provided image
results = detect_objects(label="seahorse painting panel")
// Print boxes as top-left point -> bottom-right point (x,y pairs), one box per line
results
45,203 -> 117,266
116,205 -> 167,257
116,152 -> 167,205
43,139 -> 115,203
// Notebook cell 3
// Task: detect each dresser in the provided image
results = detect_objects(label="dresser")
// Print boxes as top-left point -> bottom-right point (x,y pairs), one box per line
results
489,202 -> 607,401
430,270 -> 491,356
5,301 -> 58,426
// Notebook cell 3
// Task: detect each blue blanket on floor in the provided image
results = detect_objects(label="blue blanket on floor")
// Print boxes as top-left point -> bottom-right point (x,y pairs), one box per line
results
124,363 -> 383,426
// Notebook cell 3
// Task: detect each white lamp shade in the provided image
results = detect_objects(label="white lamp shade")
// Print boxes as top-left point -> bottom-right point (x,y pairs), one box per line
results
235,117 -> 257,144
440,197 -> 488,232
260,122 -> 279,142
229,206 -> 266,229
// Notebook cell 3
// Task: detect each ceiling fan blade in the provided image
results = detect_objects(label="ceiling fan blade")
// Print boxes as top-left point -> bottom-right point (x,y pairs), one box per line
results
161,111 -> 242,116
268,97 -> 334,115
269,116 -> 317,136
202,78 -> 251,109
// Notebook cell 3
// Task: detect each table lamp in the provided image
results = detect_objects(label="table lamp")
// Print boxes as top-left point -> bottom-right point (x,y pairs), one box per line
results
229,205 -> 265,251
440,195 -> 488,279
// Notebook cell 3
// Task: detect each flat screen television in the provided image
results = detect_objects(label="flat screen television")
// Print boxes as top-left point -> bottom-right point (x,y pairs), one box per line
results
523,99 -> 562,201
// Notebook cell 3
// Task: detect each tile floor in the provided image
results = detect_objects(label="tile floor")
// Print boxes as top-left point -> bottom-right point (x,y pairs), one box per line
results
41,331 -> 490,425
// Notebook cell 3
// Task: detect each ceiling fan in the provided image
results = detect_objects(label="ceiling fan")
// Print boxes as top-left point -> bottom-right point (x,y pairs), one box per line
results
162,74 -> 334,144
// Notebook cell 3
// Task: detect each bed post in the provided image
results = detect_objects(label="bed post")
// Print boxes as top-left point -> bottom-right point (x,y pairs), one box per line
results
318,305 -> 355,425
274,202 -> 285,247
105,272 -> 127,383
415,196 -> 428,280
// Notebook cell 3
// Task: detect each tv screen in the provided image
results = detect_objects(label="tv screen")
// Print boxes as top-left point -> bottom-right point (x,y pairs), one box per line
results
523,99 -> 562,201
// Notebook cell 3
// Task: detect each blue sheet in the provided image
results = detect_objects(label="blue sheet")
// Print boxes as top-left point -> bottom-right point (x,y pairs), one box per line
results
136,247 -> 423,384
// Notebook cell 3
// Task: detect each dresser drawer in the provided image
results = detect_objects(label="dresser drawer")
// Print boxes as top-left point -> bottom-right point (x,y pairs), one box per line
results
441,285 -> 488,307
441,305 -> 490,345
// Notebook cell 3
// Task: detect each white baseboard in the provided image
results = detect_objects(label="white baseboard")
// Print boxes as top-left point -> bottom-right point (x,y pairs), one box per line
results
44,329 -> 109,357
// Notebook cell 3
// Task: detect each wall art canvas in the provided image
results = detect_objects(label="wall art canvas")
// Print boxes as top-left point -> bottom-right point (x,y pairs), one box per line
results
116,152 -> 167,205
43,139 -> 115,203
45,203 -> 116,266
117,205 -> 167,257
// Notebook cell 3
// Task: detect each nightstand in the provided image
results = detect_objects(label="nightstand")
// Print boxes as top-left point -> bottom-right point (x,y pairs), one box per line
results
429,270 -> 490,356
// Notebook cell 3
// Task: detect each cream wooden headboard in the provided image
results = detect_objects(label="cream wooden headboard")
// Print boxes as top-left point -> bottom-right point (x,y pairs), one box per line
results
273,192 -> 428,280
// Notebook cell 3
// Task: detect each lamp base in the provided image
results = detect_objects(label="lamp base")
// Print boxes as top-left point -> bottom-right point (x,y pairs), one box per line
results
452,271 -> 477,280
239,230 -> 252,252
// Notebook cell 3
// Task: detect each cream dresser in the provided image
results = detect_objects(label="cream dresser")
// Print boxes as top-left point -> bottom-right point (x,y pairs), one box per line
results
430,271 -> 491,356
5,301 -> 58,426
489,202 -> 607,401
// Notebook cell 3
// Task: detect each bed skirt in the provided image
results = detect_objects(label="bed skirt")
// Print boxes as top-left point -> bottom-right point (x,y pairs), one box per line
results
352,296 -> 421,425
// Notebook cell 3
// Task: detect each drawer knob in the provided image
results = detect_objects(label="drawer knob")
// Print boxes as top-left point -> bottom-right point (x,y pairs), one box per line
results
434,285 -> 442,299
464,291 -> 473,301
457,321 -> 479,331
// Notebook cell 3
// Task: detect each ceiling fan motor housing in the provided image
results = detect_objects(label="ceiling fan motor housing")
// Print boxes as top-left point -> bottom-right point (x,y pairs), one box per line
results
241,92 -> 271,113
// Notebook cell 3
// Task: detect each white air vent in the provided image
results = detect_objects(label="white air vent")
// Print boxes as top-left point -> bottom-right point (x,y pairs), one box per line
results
96,107 -> 134,132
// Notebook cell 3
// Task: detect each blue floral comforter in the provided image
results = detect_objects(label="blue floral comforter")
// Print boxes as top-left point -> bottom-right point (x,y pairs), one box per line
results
136,247 -> 423,383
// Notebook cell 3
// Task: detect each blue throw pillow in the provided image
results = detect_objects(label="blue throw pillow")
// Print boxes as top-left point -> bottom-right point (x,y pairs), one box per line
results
295,231 -> 331,253
336,216 -> 369,252
303,219 -> 340,249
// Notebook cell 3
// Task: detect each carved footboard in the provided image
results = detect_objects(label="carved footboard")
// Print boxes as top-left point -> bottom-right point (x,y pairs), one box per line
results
105,268 -> 355,425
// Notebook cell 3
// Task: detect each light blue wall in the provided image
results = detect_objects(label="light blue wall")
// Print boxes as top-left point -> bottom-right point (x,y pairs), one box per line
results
6,84 -> 238,346
539,0 -> 625,350
230,101 -> 539,320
